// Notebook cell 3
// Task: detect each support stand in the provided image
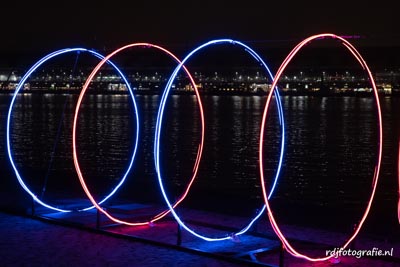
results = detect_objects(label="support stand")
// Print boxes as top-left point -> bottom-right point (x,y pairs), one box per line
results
279,242 -> 284,267
31,197 -> 35,216
253,210 -> 259,234
96,209 -> 101,229
177,223 -> 182,246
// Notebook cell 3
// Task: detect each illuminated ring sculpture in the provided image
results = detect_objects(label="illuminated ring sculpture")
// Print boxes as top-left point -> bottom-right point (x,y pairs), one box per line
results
398,140 -> 400,224
73,43 -> 205,226
6,48 -> 136,213
259,33 -> 382,261
155,39 -> 285,241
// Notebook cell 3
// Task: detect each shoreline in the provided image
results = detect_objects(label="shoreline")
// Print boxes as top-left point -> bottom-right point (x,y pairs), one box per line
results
0,89 -> 395,97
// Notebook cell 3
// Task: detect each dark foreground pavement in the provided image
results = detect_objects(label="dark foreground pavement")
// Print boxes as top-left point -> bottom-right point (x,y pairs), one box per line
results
0,211 -> 399,267
0,212 -> 246,267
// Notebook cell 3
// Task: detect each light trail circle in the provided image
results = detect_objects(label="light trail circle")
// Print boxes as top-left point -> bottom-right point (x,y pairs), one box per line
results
72,43 -> 205,226
259,33 -> 382,261
6,48 -> 135,213
155,39 -> 285,241
398,140 -> 400,224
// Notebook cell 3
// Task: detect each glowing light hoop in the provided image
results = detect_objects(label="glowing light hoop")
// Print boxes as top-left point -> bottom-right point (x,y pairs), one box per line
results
6,48 -> 133,213
72,43 -> 205,226
259,33 -> 382,261
155,39 -> 285,241
398,140 -> 400,224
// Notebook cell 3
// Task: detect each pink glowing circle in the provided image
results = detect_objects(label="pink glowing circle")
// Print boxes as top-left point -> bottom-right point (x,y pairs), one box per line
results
72,43 -> 204,226
259,33 -> 382,261
398,140 -> 400,224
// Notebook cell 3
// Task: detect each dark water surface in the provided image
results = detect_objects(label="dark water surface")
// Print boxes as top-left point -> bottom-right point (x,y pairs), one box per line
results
1,93 -> 399,236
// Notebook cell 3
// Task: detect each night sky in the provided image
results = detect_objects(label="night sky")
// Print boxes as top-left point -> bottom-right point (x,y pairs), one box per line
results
1,0 -> 399,65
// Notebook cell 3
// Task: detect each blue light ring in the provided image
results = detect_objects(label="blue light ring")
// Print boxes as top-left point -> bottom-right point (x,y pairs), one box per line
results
155,39 -> 285,241
6,48 -> 139,213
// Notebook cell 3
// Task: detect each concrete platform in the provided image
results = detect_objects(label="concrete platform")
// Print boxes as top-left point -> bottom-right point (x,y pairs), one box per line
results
1,200 -> 399,266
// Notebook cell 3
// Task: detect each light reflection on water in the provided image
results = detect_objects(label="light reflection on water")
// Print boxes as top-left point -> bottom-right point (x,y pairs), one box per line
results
1,93 -> 398,232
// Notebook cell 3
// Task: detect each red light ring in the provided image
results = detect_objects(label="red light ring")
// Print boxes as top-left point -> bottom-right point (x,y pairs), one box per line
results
259,33 -> 382,261
72,43 -> 204,226
398,140 -> 400,224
